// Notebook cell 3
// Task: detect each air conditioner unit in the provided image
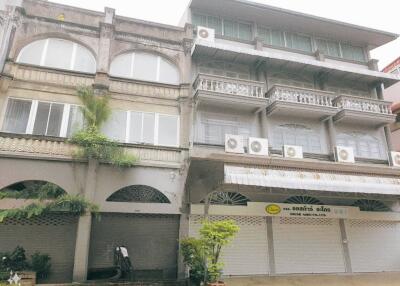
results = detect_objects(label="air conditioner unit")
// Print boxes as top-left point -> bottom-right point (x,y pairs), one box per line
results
196,26 -> 215,42
389,151 -> 400,167
225,134 -> 244,154
335,146 -> 355,163
283,145 -> 303,159
248,137 -> 269,156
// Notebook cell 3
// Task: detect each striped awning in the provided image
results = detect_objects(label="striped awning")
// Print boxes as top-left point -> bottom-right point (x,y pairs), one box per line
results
224,164 -> 400,195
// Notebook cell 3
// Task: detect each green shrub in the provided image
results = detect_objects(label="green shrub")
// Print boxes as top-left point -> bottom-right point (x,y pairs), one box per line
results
0,246 -> 28,272
30,252 -> 51,281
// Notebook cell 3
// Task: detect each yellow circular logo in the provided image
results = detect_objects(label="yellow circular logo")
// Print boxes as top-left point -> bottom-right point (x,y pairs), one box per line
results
266,204 -> 281,215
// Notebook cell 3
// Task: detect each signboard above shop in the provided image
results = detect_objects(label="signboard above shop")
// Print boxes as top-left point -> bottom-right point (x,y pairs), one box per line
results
191,202 -> 400,221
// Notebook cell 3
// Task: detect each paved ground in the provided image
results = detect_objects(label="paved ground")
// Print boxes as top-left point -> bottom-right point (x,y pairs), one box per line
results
224,272 -> 400,286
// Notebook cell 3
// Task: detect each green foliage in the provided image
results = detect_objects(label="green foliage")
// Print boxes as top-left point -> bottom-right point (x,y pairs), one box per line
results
69,86 -> 137,168
77,86 -> 111,129
0,247 -> 52,282
30,252 -> 51,281
180,220 -> 239,284
0,182 -> 65,200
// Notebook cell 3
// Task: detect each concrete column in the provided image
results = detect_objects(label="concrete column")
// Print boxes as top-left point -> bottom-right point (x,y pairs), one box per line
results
266,217 -> 276,274
177,214 -> 190,279
179,89 -> 192,149
326,117 -> 336,156
376,83 -> 394,151
72,159 -> 98,282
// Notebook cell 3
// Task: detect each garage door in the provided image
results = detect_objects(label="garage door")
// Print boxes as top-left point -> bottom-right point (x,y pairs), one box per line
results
345,220 -> 400,272
89,213 -> 180,279
189,215 -> 269,276
273,217 -> 346,274
0,214 -> 78,283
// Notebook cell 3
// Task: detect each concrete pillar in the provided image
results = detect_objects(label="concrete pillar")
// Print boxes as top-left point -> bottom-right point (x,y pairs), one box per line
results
339,219 -> 352,273
326,117 -> 336,156
72,159 -> 98,282
177,214 -> 190,279
179,88 -> 192,149
376,83 -> 394,151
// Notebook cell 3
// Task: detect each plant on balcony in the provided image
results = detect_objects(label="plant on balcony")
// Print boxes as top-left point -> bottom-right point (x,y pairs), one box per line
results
0,182 -> 99,222
69,86 -> 137,168
180,220 -> 239,286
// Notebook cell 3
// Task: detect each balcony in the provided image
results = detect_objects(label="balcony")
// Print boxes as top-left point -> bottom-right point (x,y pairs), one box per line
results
333,95 -> 395,127
193,73 -> 267,112
266,85 -> 338,119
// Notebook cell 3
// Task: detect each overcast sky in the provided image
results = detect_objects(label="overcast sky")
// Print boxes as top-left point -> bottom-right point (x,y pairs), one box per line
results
50,0 -> 400,69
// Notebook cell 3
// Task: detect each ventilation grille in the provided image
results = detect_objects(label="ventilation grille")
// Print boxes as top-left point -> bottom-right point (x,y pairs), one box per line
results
190,215 -> 265,226
98,213 -> 179,220
279,217 -> 334,226
348,220 -> 398,229
1,214 -> 78,226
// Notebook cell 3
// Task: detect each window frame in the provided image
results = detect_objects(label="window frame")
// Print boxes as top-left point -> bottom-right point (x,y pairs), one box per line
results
315,37 -> 366,63
2,97 -> 80,137
16,38 -> 96,73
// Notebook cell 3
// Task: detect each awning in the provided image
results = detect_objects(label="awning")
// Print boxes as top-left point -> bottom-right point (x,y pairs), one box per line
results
224,164 -> 400,196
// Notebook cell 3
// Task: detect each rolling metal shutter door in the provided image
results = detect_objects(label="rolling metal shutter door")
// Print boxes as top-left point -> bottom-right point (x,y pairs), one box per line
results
189,215 -> 269,275
345,220 -> 400,272
273,217 -> 346,274
0,214 -> 78,283
89,213 -> 180,279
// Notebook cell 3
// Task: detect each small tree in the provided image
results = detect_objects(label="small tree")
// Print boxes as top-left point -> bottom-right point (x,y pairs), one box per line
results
181,220 -> 239,285
70,86 -> 137,167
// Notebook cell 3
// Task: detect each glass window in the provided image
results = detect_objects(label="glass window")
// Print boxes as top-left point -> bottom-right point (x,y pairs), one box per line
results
223,20 -> 237,38
129,111 -> 143,143
17,39 -> 45,66
2,99 -> 32,133
192,13 -> 207,27
158,115 -> 179,146
159,58 -> 180,84
44,39 -> 73,70
316,39 -> 340,57
341,44 -> 365,62
207,16 -> 222,35
337,133 -> 382,159
110,52 -> 180,85
133,53 -> 158,82
142,113 -> 155,144
101,110 -> 127,142
272,124 -> 322,153
271,30 -> 285,47
67,105 -> 84,137
238,23 -> 252,41
17,38 -> 96,73
32,102 -> 64,136
286,32 -> 312,52
257,27 -> 271,44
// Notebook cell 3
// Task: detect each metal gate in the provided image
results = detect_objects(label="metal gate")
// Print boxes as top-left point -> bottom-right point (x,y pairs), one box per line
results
89,213 -> 180,279
272,217 -> 346,274
189,215 -> 269,275
345,220 -> 400,272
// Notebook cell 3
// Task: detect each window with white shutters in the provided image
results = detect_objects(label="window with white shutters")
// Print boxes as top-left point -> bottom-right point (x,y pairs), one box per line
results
272,124 -> 322,153
336,133 -> 383,159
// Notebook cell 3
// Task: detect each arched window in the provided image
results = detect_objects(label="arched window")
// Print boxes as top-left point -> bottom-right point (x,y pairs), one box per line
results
109,52 -> 180,84
106,185 -> 170,203
352,199 -> 390,212
272,124 -> 322,153
336,132 -> 383,159
284,196 -> 323,205
17,38 -> 96,73
200,192 -> 250,206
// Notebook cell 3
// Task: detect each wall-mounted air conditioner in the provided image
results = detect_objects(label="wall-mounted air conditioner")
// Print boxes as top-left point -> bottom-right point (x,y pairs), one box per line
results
225,134 -> 244,154
283,145 -> 303,159
196,26 -> 215,42
248,137 -> 269,156
335,146 -> 355,163
389,151 -> 400,167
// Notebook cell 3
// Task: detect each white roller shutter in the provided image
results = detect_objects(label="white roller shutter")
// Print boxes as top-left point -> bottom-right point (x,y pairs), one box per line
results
272,217 -> 346,274
345,220 -> 400,272
189,215 -> 269,275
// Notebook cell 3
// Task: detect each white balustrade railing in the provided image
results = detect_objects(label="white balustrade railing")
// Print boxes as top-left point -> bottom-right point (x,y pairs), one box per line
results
334,95 -> 393,115
193,73 -> 265,98
266,85 -> 336,107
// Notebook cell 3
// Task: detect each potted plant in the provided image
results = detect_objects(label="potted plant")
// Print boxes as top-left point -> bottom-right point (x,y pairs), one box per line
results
181,220 -> 239,286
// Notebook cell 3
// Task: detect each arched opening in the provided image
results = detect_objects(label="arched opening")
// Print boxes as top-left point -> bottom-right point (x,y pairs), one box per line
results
17,38 -> 96,73
284,196 -> 323,205
352,199 -> 390,212
200,191 -> 250,206
0,180 -> 67,199
106,185 -> 170,203
109,51 -> 180,84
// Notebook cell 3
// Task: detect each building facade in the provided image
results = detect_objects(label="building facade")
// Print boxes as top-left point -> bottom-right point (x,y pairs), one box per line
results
0,0 -> 400,285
